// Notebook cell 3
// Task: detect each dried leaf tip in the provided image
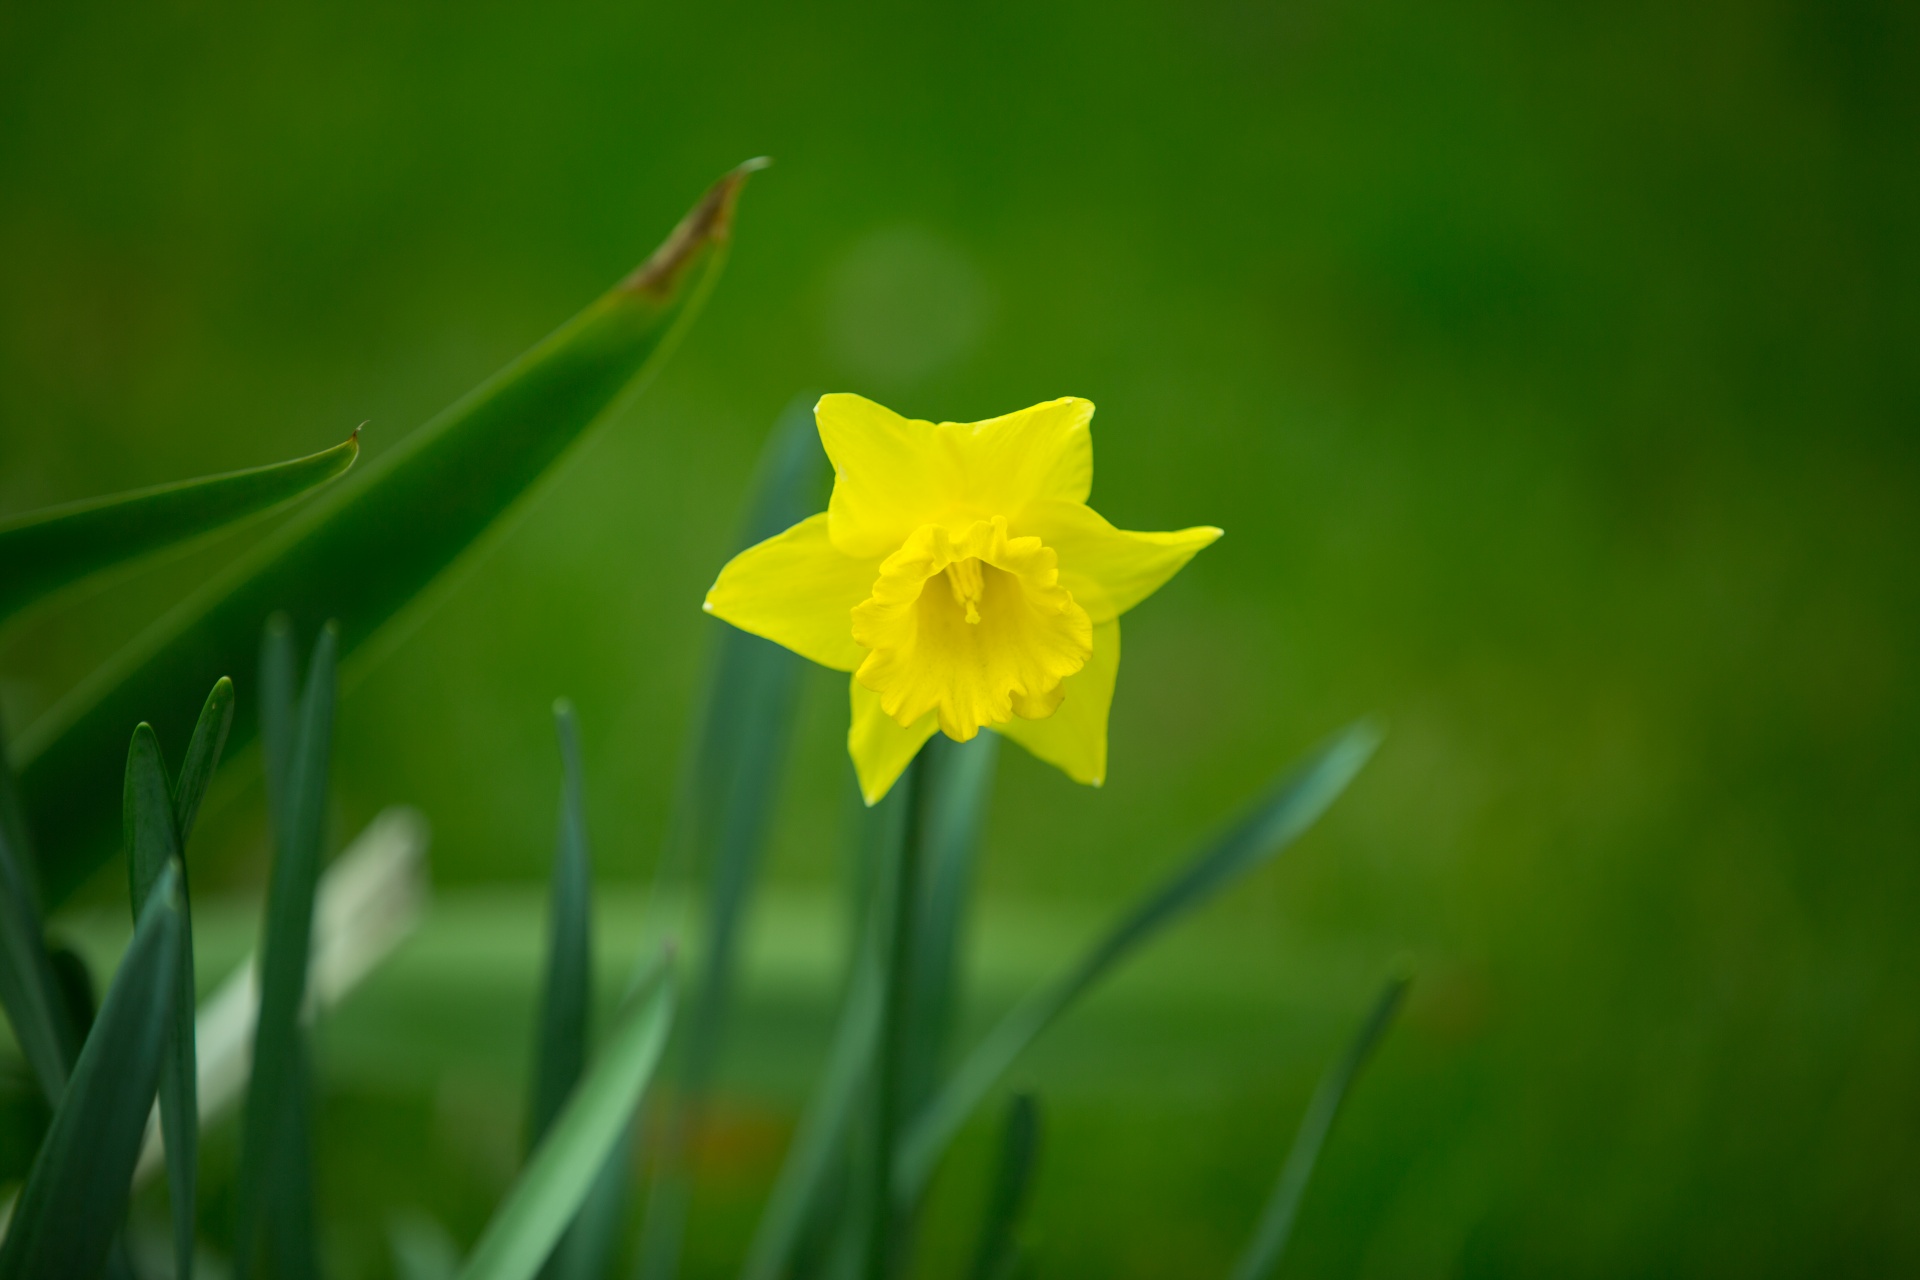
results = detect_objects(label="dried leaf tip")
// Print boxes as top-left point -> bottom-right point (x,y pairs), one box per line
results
622,157 -> 771,298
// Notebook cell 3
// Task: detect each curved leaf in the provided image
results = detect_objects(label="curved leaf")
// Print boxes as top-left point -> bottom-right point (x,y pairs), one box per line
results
894,719 -> 1383,1207
16,159 -> 767,907
0,434 -> 359,621
0,862 -> 184,1280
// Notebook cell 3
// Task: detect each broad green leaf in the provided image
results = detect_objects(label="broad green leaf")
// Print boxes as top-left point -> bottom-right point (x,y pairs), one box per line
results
0,714 -> 73,1103
124,724 -> 200,1280
529,698 -> 593,1148
456,955 -> 676,1280
894,719 -> 1383,1207
0,861 -> 183,1280
0,433 -> 358,622
1227,971 -> 1410,1280
637,394 -> 821,1280
739,784 -> 910,1280
234,624 -> 337,1280
966,1094 -> 1041,1280
173,676 -> 235,845
16,160 -> 767,908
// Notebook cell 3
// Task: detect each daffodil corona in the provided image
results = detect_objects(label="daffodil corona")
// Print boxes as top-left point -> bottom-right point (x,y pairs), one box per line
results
705,394 -> 1221,803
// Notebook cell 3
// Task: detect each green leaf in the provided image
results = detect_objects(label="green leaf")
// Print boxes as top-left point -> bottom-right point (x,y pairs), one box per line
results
738,784 -> 910,1280
1227,971 -> 1410,1280
0,861 -> 184,1280
124,724 -> 200,1280
456,954 -> 677,1280
234,623 -> 338,1280
0,433 -> 359,622
529,699 -> 593,1149
966,1094 -> 1041,1280
638,394 -> 821,1280
0,714 -> 74,1104
172,676 -> 236,846
894,719 -> 1383,1207
15,160 -> 767,908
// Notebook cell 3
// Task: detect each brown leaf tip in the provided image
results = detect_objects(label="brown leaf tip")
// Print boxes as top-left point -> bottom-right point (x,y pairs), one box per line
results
620,157 -> 771,299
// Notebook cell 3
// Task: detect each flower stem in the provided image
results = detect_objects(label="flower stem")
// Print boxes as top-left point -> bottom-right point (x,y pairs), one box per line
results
867,745 -> 929,1280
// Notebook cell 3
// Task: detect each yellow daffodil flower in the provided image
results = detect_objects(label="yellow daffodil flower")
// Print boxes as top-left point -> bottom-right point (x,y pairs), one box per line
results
704,394 -> 1222,803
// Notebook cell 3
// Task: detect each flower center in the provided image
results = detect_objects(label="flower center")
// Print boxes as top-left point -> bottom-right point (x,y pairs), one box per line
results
851,518 -> 1093,740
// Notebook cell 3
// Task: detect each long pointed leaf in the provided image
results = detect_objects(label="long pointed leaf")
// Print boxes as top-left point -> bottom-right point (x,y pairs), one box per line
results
637,394 -> 821,1280
0,433 -> 359,621
1227,972 -> 1410,1280
456,955 -> 677,1280
125,724 -> 200,1280
0,714 -> 72,1103
235,624 -> 338,1279
0,861 -> 184,1280
530,699 -> 593,1148
966,1094 -> 1041,1280
895,719 -> 1383,1206
16,159 -> 767,907
173,676 -> 236,845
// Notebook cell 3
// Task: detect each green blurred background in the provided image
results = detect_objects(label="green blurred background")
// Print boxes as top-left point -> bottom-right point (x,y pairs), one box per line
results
3,0 -> 1917,1275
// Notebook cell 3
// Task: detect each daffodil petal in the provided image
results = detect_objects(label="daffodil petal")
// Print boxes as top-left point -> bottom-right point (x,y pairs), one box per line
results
817,393 -> 958,558
704,513 -> 877,671
849,678 -> 939,804
951,397 -> 1094,517
1022,500 -> 1222,624
994,619 -> 1119,786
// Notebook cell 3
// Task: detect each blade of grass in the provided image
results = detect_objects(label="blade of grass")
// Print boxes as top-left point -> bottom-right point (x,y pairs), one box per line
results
125,724 -> 200,1280
0,433 -> 359,622
16,160 -> 767,908
1227,971 -> 1411,1280
0,714 -> 73,1103
637,394 -> 821,1280
966,1094 -> 1041,1280
738,781 -> 910,1280
234,623 -> 337,1280
455,954 -> 677,1280
0,861 -> 183,1280
530,699 -> 593,1148
895,719 -> 1383,1207
173,676 -> 236,845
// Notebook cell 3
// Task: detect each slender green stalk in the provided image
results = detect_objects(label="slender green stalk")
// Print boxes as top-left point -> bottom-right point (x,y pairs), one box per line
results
1227,972 -> 1410,1280
967,1094 -> 1041,1280
867,752 -> 929,1280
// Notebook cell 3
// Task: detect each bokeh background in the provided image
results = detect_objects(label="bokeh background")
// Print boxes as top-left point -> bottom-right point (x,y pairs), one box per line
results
3,0 -> 1918,1275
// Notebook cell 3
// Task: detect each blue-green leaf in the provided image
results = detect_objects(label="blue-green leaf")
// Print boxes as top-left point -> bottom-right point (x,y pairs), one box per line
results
456,954 -> 677,1280
0,861 -> 184,1280
16,160 -> 766,909
530,699 -> 593,1148
0,434 -> 359,622
234,623 -> 338,1279
1227,971 -> 1410,1280
124,724 -> 200,1280
967,1094 -> 1041,1280
895,719 -> 1383,1207
0,714 -> 73,1104
172,676 -> 235,845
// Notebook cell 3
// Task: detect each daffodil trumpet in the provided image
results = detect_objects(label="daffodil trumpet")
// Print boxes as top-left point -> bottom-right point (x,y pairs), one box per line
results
705,394 -> 1221,803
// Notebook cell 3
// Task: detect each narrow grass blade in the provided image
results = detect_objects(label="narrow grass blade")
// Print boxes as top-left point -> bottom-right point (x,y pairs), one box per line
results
0,715 -> 73,1103
896,719 -> 1383,1206
17,160 -> 767,908
1228,971 -> 1411,1280
455,955 -> 677,1280
637,394 -> 820,1280
966,1094 -> 1041,1280
0,433 -> 359,621
0,862 -> 183,1280
234,624 -> 338,1280
530,699 -> 593,1149
125,724 -> 200,1280
904,733 -> 997,1115
259,617 -> 297,837
738,784 -> 909,1280
173,676 -> 235,845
